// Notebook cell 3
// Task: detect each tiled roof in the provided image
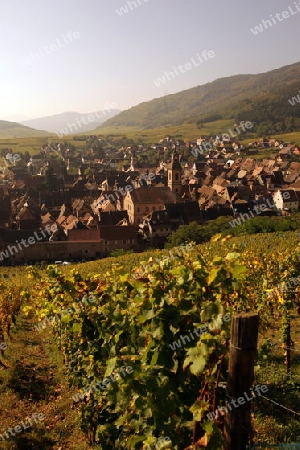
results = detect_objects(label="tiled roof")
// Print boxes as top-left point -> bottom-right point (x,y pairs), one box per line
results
129,187 -> 179,204
99,226 -> 136,240
279,189 -> 299,202
67,229 -> 100,241
57,215 -> 78,230
100,210 -> 129,226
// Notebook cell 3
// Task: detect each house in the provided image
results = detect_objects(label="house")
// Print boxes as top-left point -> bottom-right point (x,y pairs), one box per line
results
66,226 -> 137,258
283,162 -> 300,185
273,190 -> 298,212
15,198 -> 41,230
99,225 -> 137,253
99,210 -> 129,226
278,147 -> 292,159
138,210 -> 172,241
0,197 -> 12,229
123,186 -> 179,225
164,201 -> 202,225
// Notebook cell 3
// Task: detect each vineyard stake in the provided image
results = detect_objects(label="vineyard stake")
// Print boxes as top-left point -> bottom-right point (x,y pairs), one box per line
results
224,313 -> 259,450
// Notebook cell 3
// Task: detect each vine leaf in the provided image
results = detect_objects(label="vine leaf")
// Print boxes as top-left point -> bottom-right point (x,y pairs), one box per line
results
72,322 -> 81,333
105,357 -> 117,377
184,345 -> 207,375
190,399 -> 209,421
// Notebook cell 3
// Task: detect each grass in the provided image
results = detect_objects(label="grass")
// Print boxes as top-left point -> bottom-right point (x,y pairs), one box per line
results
249,313 -> 300,447
0,312 -> 93,449
94,120 -> 239,143
0,135 -> 80,156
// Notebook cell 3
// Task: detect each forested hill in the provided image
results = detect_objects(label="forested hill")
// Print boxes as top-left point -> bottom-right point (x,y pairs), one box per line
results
0,120 -> 49,138
99,62 -> 300,135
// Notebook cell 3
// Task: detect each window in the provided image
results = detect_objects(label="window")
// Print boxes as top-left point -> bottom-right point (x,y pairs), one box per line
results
123,239 -> 126,244
152,206 -> 156,211
145,206 -> 149,212
175,173 -> 179,181
115,240 -> 118,244
137,207 -> 140,213
169,172 -> 171,180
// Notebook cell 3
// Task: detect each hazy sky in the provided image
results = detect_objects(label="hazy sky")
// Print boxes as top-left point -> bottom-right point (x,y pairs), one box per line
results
0,0 -> 299,120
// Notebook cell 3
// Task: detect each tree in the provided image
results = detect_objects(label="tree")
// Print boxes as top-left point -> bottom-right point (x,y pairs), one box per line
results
165,217 -> 233,248
44,167 -> 58,192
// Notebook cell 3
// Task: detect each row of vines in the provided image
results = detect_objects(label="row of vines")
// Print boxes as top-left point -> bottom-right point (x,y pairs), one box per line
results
0,281 -> 22,367
24,233 -> 300,449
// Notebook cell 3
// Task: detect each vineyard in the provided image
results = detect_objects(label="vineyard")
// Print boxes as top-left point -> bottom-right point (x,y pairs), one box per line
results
0,276 -> 22,368
1,232 -> 300,448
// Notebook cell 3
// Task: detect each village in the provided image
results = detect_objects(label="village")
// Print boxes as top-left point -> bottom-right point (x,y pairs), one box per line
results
0,132 -> 300,264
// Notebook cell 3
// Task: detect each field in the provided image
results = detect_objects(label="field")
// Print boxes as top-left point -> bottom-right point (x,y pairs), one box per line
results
1,123 -> 300,162
0,232 -> 300,448
95,121 -> 234,143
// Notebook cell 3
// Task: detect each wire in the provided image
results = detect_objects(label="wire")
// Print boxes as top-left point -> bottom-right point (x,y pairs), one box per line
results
268,342 -> 300,352
248,444 -> 300,449
260,394 -> 300,417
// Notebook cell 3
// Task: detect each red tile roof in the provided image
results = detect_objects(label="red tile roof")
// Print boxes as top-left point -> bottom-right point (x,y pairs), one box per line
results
129,187 -> 179,204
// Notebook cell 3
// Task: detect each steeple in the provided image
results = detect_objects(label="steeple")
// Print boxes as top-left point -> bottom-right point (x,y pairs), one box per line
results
168,147 -> 182,194
130,148 -> 138,171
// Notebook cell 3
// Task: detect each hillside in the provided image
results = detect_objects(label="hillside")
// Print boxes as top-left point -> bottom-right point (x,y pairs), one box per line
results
0,120 -> 49,139
99,62 -> 300,135
21,110 -> 121,135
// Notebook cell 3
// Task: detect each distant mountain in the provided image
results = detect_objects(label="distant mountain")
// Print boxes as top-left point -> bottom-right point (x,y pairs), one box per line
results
21,110 -> 121,135
0,120 -> 49,139
99,62 -> 300,135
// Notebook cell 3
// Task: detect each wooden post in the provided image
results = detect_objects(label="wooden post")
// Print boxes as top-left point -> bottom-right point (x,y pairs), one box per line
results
283,314 -> 291,374
224,313 -> 259,450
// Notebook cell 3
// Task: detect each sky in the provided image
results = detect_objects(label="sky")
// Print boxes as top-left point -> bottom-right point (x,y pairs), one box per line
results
0,0 -> 299,120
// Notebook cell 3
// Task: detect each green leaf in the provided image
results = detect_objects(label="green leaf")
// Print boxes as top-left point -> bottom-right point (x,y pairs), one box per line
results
231,264 -> 247,279
60,314 -> 72,324
225,252 -> 240,261
150,350 -> 159,366
128,435 -> 145,446
137,309 -> 155,323
105,357 -> 117,377
72,322 -> 81,333
119,274 -> 129,282
184,345 -> 208,375
190,399 -> 210,421
152,321 -> 164,339
207,267 -> 220,284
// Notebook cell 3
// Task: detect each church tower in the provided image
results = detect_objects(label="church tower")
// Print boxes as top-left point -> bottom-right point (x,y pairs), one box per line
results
168,148 -> 182,194
130,148 -> 138,171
